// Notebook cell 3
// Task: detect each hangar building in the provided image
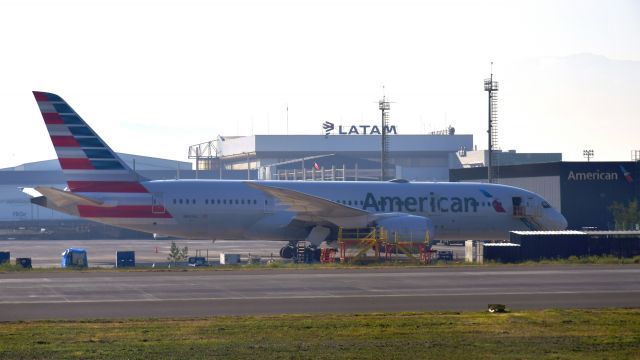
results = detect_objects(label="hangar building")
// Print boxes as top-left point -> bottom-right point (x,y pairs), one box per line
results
450,161 -> 640,230
0,154 -> 192,238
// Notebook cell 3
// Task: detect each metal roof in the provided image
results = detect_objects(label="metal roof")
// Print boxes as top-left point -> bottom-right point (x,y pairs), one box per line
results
583,230 -> 640,235
511,230 -> 640,236
1,153 -> 191,172
218,134 -> 473,157
510,230 -> 587,235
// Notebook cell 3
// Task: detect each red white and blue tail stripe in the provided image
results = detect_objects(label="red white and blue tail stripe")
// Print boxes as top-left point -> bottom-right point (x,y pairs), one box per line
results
32,91 -> 172,222
33,91 -> 148,194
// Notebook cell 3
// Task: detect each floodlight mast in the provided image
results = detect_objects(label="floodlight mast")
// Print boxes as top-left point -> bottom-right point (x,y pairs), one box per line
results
379,95 -> 391,181
484,62 -> 499,183
583,149 -> 594,162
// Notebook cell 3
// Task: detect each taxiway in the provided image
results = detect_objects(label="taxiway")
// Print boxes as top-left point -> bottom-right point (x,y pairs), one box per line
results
0,265 -> 638,320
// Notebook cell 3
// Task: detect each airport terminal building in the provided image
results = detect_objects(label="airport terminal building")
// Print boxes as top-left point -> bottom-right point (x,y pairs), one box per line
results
191,133 -> 474,182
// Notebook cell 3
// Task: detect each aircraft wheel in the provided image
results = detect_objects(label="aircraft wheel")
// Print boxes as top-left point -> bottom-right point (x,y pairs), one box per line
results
279,245 -> 296,259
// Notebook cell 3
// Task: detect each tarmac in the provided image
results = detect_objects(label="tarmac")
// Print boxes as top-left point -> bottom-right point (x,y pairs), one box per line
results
0,239 -> 290,267
0,239 -> 465,267
1,265 -> 639,321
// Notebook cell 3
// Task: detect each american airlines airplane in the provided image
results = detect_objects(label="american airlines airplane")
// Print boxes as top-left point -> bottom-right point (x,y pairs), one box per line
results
24,91 -> 567,258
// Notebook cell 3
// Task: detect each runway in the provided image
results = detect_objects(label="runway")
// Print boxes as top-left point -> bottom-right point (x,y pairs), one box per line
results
1,265 -> 639,320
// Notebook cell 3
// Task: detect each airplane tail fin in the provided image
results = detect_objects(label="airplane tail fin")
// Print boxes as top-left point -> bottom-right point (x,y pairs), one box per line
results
32,91 -> 148,194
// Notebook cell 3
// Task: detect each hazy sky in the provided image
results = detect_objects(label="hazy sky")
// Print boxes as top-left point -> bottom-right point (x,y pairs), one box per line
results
1,0 -> 639,168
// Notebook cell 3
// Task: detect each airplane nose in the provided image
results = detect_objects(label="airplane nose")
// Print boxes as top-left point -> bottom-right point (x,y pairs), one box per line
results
557,212 -> 568,230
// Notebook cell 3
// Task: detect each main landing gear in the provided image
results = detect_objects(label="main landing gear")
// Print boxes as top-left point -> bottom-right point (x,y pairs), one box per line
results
279,243 -> 297,259
279,241 -> 321,262
280,226 -> 330,262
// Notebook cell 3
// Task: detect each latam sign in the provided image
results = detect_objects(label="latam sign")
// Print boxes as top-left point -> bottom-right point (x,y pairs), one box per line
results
323,121 -> 398,136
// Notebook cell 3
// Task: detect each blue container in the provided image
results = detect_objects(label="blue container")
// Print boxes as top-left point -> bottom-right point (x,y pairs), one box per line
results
116,251 -> 135,268
437,251 -> 454,261
16,258 -> 32,269
188,256 -> 207,267
483,243 -> 521,263
510,231 -> 640,260
61,248 -> 88,268
0,251 -> 9,265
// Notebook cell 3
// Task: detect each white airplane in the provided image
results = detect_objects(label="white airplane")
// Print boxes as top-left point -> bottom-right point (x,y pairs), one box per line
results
25,91 -> 567,258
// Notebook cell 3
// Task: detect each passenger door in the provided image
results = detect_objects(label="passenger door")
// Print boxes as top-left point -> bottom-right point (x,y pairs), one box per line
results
263,197 -> 275,214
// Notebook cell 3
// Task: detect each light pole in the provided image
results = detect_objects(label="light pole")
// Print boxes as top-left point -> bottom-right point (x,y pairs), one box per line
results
245,152 -> 251,180
379,96 -> 390,181
484,62 -> 499,183
583,149 -> 594,162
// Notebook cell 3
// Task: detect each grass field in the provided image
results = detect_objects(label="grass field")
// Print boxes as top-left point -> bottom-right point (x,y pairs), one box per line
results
1,309 -> 639,359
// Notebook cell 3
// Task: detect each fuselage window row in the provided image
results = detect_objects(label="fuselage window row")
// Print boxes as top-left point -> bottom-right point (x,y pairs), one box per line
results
173,197 -> 499,210
172,198 -> 259,206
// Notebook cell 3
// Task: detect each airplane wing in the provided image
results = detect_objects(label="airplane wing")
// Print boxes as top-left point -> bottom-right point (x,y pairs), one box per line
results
246,182 -> 371,227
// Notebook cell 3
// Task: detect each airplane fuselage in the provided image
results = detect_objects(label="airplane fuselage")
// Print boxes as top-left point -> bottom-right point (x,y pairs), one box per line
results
86,180 -> 564,241
28,91 -> 568,248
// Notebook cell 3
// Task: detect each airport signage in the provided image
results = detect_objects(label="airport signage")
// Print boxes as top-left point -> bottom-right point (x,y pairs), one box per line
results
322,121 -> 398,136
567,170 -> 618,181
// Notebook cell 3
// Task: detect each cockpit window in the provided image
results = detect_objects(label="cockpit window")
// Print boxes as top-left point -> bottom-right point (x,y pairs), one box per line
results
541,201 -> 551,209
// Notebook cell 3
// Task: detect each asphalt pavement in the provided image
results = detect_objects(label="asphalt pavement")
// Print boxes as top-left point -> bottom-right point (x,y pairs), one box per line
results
0,265 -> 638,320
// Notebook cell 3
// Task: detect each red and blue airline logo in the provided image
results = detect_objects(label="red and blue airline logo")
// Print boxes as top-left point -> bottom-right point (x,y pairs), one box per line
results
620,165 -> 633,184
479,189 -> 506,213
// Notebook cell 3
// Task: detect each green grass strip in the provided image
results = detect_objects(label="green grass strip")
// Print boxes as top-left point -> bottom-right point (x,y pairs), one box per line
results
1,308 -> 639,359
